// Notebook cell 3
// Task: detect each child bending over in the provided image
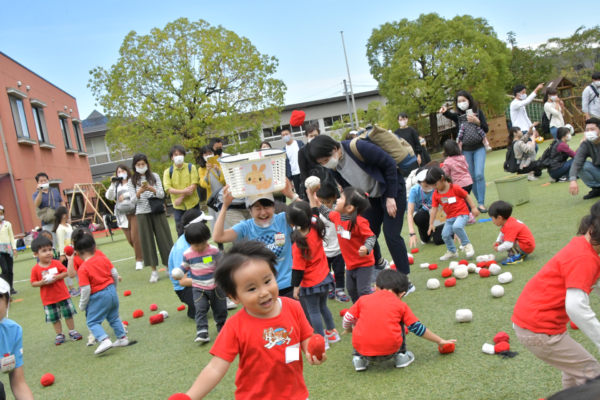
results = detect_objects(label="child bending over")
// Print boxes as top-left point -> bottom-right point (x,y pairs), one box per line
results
489,200 -> 536,265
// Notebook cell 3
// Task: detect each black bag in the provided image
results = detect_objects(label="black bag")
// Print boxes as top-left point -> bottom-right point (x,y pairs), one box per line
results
148,197 -> 165,214
541,112 -> 552,135
105,214 -> 118,229
538,140 -> 558,170
504,143 -> 519,173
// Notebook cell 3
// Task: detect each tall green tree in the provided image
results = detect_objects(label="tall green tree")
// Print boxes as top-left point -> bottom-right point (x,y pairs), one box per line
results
366,13 -> 512,150
89,18 -> 286,169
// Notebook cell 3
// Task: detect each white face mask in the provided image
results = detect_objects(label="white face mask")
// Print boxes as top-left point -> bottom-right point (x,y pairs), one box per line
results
422,187 -> 434,193
118,173 -> 128,180
585,130 -> 599,142
595,81 -> 600,88
173,155 -> 184,165
565,134 -> 572,142
457,101 -> 469,111
204,155 -> 212,162
136,166 -> 148,174
518,94 -> 527,100
282,135 -> 292,143
550,96 -> 558,101
0,216 -> 4,222
323,155 -> 339,169
399,120 -> 408,127
307,138 -> 314,143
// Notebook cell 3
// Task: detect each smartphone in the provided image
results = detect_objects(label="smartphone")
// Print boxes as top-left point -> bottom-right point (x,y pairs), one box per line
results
466,109 -> 474,116
141,180 -> 148,187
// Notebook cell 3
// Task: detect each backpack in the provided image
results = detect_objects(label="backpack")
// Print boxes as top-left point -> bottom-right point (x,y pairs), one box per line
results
349,125 -> 414,166
589,84 -> 600,107
503,143 -> 519,173
169,163 -> 193,179
538,140 -> 558,170
541,111 -> 553,135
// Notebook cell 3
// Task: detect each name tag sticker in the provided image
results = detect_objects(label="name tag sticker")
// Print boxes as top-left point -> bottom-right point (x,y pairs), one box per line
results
48,267 -> 58,275
1,354 -> 16,373
274,233 -> 286,246
202,256 -> 213,264
447,197 -> 457,204
341,230 -> 351,240
285,343 -> 300,364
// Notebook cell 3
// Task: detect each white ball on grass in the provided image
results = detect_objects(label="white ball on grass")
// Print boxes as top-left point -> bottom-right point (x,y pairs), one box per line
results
159,311 -> 169,319
487,254 -> 496,261
476,255 -> 489,263
305,176 -> 321,190
420,263 -> 430,269
475,267 -> 481,274
455,309 -> 473,323
467,263 -> 477,273
498,272 -> 513,284
427,279 -> 440,290
491,285 -> 505,298
489,264 -> 502,276
449,261 -> 459,270
171,268 -> 185,280
454,267 -> 468,279
482,343 -> 496,355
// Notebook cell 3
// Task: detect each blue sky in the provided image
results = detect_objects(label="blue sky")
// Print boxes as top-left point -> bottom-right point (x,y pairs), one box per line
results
1,0 -> 596,119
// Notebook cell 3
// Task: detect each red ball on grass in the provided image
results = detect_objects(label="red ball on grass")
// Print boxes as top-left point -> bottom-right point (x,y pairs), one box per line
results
444,277 -> 456,287
485,260 -> 496,268
458,260 -> 468,266
570,321 -> 579,330
40,373 -> 55,387
411,248 -> 419,254
494,342 -> 510,353
150,304 -> 158,311
122,321 -> 129,326
441,268 -> 453,278
477,262 -> 487,268
150,314 -> 164,325
479,269 -> 491,278
177,305 -> 186,312
340,309 -> 349,318
123,290 -> 132,296
408,257 -> 414,265
133,309 -> 144,318
493,332 -> 510,344
438,343 -> 455,354
64,245 -> 74,257
169,394 -> 192,400
428,263 -> 438,270
307,334 -> 326,361
389,262 -> 397,270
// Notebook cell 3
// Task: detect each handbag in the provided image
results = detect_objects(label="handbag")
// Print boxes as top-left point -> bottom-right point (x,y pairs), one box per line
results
148,197 -> 165,214
35,189 -> 56,223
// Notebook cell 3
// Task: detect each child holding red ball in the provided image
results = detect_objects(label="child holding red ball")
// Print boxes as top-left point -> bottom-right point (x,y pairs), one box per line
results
183,240 -> 325,400
489,201 -> 535,265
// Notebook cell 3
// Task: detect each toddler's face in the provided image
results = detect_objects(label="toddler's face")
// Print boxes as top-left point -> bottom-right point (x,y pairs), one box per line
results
491,216 -> 504,227
231,259 -> 279,318
190,242 -> 209,254
35,246 -> 54,264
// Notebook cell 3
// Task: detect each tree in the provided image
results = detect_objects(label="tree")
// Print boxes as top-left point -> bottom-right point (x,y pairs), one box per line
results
89,18 -> 286,170
366,13 -> 512,150
356,101 -> 385,127
506,45 -> 555,94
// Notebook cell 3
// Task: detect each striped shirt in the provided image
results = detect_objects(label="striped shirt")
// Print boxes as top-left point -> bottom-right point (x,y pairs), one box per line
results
126,172 -> 165,215
180,245 -> 221,289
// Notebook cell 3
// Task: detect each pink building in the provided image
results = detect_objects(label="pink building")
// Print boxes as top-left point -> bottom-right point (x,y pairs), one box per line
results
0,51 -> 93,236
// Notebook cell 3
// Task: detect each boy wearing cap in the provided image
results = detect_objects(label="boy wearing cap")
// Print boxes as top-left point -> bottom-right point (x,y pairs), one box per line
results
0,205 -> 18,295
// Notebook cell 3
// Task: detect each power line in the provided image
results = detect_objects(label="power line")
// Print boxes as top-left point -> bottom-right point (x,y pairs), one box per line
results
295,83 -> 342,102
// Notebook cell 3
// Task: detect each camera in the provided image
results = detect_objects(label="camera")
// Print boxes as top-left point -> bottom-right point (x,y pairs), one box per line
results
111,176 -> 123,183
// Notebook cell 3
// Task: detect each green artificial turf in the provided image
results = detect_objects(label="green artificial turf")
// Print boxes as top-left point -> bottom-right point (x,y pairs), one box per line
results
5,139 -> 600,400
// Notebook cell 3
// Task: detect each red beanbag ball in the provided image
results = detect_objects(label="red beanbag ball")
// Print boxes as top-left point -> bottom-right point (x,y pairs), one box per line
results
123,290 -> 131,297
169,394 -> 192,400
40,373 -> 55,387
570,321 -> 579,330
389,262 -> 397,270
411,248 -> 419,254
290,110 -> 306,127
408,257 -> 414,265
307,334 -> 326,361
438,343 -> 455,354
439,163 -> 444,168
477,262 -> 487,268
428,263 -> 438,270
133,309 -> 144,318
122,321 -> 129,326
493,332 -> 510,344
458,260 -> 468,266
64,245 -> 74,256
444,278 -> 456,287
485,260 -> 496,268
479,269 -> 491,278
150,304 -> 158,311
494,342 -> 510,353
441,268 -> 453,278
340,309 -> 349,318
177,305 -> 186,312
150,314 -> 164,325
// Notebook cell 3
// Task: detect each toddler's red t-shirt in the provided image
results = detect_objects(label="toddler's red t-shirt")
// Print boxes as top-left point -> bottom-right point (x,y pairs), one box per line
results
501,217 -> 535,254
73,249 -> 106,272
78,253 -> 115,294
329,212 -> 375,269
432,184 -> 469,219
30,260 -> 70,306
292,228 -> 330,287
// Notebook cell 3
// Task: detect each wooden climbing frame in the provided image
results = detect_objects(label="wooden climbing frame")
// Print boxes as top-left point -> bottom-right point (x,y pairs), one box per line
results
67,183 -> 113,225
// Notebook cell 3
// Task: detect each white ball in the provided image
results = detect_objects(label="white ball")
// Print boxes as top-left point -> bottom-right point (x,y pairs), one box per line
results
159,311 -> 169,319
498,272 -> 513,284
491,285 -> 505,298
489,264 -> 502,276
420,263 -> 430,269
487,254 -> 496,261
476,255 -> 489,263
455,309 -> 473,323
171,268 -> 185,280
305,176 -> 321,190
427,278 -> 440,290
482,343 -> 496,355
449,261 -> 459,270
467,263 -> 477,273
454,267 -> 468,279
475,267 -> 481,274
44,274 -> 55,283
385,262 -> 394,270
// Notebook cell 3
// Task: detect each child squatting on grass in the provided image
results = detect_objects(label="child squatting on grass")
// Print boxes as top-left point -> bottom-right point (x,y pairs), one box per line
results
342,269 -> 456,371
488,200 -> 536,266
184,240 -> 326,400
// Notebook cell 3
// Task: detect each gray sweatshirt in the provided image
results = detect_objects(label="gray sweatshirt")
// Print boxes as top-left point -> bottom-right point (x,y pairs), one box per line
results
569,140 -> 600,181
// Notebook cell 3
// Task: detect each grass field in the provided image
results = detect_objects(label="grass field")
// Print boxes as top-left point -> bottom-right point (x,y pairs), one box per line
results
5,139 -> 600,400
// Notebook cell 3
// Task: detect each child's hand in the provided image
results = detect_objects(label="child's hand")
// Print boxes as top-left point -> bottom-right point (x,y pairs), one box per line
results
305,352 -> 327,365
358,246 -> 367,257
427,224 -> 435,235
493,243 -> 499,252
118,276 -> 122,282
222,185 -> 234,207
342,327 -> 352,335
293,287 -> 300,300
472,208 -> 481,218
66,253 -> 74,262
282,178 -> 295,199
438,339 -> 457,347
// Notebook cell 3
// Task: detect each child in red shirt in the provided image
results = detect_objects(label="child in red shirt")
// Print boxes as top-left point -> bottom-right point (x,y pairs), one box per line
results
342,269 -> 456,371
308,186 -> 376,303
183,240 -> 326,400
426,166 -> 480,260
29,236 -> 82,345
73,229 -> 127,355
489,200 -> 536,265
442,140 -> 476,224
287,201 -> 339,347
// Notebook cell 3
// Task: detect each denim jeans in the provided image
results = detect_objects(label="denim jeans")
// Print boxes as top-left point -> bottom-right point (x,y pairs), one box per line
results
550,127 -> 558,140
303,291 -> 335,338
462,147 -> 486,206
193,287 -> 228,334
577,161 -> 600,188
86,285 -> 125,342
549,159 -> 574,181
442,215 -> 470,253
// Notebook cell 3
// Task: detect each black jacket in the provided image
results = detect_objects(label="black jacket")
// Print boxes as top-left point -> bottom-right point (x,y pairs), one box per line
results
393,127 -> 423,156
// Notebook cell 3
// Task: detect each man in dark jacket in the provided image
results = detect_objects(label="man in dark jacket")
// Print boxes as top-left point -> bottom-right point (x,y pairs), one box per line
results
569,118 -> 600,199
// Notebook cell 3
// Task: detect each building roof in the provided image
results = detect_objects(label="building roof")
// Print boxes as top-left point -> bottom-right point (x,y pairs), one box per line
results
82,110 -> 108,135
284,89 -> 380,110
542,77 -> 576,93
0,51 -> 76,99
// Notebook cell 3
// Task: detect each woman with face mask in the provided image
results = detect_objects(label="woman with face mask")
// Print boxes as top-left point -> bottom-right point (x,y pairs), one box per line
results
127,153 -> 174,283
106,164 -> 144,270
510,83 -> 545,133
544,88 -> 566,139
548,127 -> 576,182
406,167 -> 445,248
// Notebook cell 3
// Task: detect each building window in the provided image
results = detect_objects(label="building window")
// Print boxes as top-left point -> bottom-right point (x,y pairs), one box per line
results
59,118 -> 72,149
85,137 -> 110,165
32,107 -> 48,142
8,96 -> 30,138
72,123 -> 84,151
323,114 -> 349,131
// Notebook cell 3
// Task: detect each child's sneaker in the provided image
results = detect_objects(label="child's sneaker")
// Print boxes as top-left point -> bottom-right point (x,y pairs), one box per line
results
440,251 -> 459,261
328,289 -> 335,300
94,338 -> 113,355
325,337 -> 330,351
69,288 -> 81,297
55,333 -> 65,346
353,356 -> 369,371
501,254 -> 523,265
404,283 -> 416,297
325,329 -> 341,343
335,290 -> 350,303
394,351 -> 415,368
195,331 -> 210,343
86,333 -> 97,347
467,214 -> 476,225
112,336 -> 129,347
68,331 -> 83,341
150,271 -> 159,283
463,243 -> 475,258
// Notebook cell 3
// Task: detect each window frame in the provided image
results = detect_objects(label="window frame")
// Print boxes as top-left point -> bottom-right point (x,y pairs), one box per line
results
59,118 -> 72,149
8,96 -> 30,138
32,106 -> 48,143
72,122 -> 84,152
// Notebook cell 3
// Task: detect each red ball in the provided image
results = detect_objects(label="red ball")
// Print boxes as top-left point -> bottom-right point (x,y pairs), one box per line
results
477,262 -> 487,268
444,277 -> 456,287
340,309 -> 349,318
169,394 -> 192,400
479,269 -> 491,278
458,260 -> 468,266
570,321 -> 579,330
40,373 -> 55,387
411,248 -> 419,254
441,268 -> 453,278
133,309 -> 144,318
123,290 -> 132,297
290,110 -> 306,127
485,260 -> 496,268
439,163 -> 444,168
122,321 -> 129,326
389,262 -> 397,270
64,245 -> 74,256
307,334 -> 326,361
493,332 -> 510,344
438,343 -> 455,354
428,263 -> 438,270
408,257 -> 414,265
150,314 -> 164,325
177,305 -> 186,312
150,304 -> 158,311
494,342 -> 510,353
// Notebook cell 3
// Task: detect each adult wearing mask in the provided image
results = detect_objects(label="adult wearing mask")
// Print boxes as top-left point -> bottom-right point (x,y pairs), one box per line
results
547,127 -> 576,183
407,168 -> 445,247
507,124 -> 543,180
105,164 -> 144,270
582,72 -> 600,119
394,113 -> 423,168
569,118 -> 600,199
281,128 -> 304,195
510,83 -> 545,132
127,153 -> 174,283
163,145 -> 200,228
209,138 -> 228,158
308,135 -> 412,291
440,91 -> 490,213
297,125 -> 338,200
544,87 -> 565,139
32,172 -> 65,235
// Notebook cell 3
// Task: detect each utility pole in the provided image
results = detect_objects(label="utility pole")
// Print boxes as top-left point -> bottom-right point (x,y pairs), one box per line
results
340,31 -> 359,127
343,80 -> 355,129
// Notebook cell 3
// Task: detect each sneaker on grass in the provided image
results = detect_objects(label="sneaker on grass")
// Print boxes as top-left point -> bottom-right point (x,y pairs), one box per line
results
68,331 -> 82,341
95,338 -> 113,355
136,261 -> 144,271
335,290 -> 350,303
195,331 -> 210,343
325,329 -> 341,343
70,288 -> 81,297
440,251 -> 459,261
150,271 -> 159,283
353,356 -> 369,371
87,333 -> 96,347
112,337 -> 129,348
404,284 -> 416,297
501,254 -> 523,265
394,351 -> 415,368
463,243 -> 475,258
226,298 -> 238,310
55,333 -> 65,346
328,289 -> 335,300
